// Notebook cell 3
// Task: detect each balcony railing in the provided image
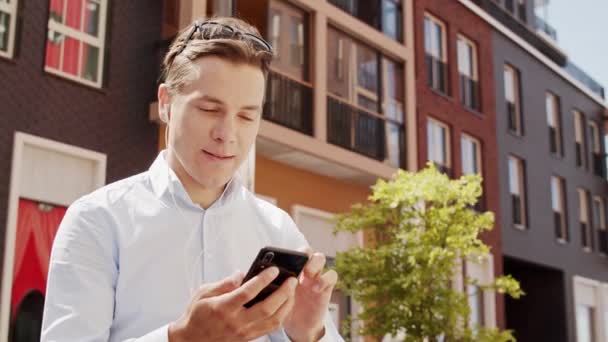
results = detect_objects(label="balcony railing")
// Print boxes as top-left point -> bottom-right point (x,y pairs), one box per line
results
460,74 -> 480,111
263,69 -> 313,136
426,54 -> 448,94
327,94 -> 405,168
592,152 -> 604,177
534,15 -> 557,41
598,230 -> 608,254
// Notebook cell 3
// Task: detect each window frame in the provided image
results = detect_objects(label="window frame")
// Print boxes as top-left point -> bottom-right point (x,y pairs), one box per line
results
504,64 -> 523,135
457,34 -> 478,81
44,0 -> 109,88
457,34 -> 479,110
573,276 -> 603,342
551,176 -> 568,242
427,118 -> 451,172
424,13 -> 448,94
461,133 -> 482,176
508,155 -> 527,229
546,92 -> 563,156
0,0 -> 19,59
574,110 -> 587,169
578,188 -> 593,252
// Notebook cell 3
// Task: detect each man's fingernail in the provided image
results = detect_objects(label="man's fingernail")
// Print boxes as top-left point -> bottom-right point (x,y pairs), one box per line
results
269,267 -> 279,277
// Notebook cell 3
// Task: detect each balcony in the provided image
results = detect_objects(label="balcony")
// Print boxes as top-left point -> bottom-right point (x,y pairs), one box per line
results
470,0 -> 567,66
460,74 -> 480,111
328,0 -> 403,42
598,230 -> 608,255
534,15 -> 557,41
327,94 -> 405,168
426,54 -> 448,94
263,69 -> 313,136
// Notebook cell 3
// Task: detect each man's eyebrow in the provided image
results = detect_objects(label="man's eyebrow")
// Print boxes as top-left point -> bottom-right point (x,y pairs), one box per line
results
193,95 -> 261,111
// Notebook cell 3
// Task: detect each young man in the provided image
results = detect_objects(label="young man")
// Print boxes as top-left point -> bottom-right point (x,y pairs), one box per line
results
41,17 -> 342,342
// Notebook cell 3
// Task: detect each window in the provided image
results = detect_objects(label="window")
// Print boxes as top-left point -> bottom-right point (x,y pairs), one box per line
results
574,111 -> 587,169
508,156 -> 527,228
326,27 -> 406,168
461,135 -> 481,175
464,255 -> 497,330
546,92 -> 562,156
44,0 -> 108,88
457,36 -> 479,111
504,65 -> 522,135
424,14 -> 447,94
428,119 -> 450,175
266,1 -> 309,81
0,0 -> 18,58
578,189 -> 592,251
589,121 -> 604,177
329,0 -> 403,42
573,277 -> 601,342
551,176 -> 567,241
576,305 -> 596,342
595,197 -> 608,255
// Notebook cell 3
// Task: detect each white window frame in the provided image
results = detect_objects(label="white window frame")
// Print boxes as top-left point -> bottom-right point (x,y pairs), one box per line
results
427,118 -> 451,169
573,276 -> 603,342
0,0 -> 18,59
457,34 -> 478,81
504,64 -> 522,135
44,0 -> 109,88
453,254 -> 497,330
0,132 -> 107,340
551,176 -> 567,243
424,13 -> 447,62
461,133 -> 482,176
508,155 -> 526,229
546,92 -> 562,155
590,121 -> 601,154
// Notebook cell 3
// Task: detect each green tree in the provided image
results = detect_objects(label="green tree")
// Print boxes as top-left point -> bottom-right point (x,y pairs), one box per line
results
333,163 -> 524,342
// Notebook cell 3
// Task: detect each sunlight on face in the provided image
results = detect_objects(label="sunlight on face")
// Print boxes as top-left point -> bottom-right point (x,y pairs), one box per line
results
165,56 -> 266,191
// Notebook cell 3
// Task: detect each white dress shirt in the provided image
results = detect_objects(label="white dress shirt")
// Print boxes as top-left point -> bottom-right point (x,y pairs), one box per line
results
41,151 -> 343,342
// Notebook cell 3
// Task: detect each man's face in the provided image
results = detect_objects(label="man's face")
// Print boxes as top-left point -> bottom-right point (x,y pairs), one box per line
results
162,56 -> 265,190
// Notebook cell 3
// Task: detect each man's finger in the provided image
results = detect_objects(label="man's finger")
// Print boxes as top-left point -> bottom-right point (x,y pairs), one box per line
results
302,252 -> 326,280
226,266 -> 279,306
244,276 -> 297,321
195,271 -> 244,300
315,269 -> 338,293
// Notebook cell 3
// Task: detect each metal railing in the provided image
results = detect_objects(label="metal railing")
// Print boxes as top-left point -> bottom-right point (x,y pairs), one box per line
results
327,94 -> 405,168
534,15 -> 557,41
263,69 -> 314,136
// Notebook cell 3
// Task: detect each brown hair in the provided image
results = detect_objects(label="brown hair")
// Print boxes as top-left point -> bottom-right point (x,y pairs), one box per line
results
161,17 -> 274,95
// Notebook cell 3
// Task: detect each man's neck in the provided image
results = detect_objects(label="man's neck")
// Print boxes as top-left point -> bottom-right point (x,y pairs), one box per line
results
166,151 -> 226,209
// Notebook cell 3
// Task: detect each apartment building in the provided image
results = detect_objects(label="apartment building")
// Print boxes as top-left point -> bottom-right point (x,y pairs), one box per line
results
0,0 -> 162,340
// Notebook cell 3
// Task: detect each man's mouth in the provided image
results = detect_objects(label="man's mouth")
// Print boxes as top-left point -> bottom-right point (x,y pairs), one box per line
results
202,149 -> 235,160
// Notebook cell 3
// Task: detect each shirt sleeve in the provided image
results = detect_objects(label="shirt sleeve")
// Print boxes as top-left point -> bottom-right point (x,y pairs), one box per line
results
41,200 -> 169,342
272,212 -> 345,342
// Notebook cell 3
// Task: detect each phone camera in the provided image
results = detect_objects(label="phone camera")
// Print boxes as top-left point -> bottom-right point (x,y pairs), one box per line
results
262,251 -> 275,264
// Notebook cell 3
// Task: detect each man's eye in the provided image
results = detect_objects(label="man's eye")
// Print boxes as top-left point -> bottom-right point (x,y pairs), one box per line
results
199,107 -> 219,113
240,115 -> 254,122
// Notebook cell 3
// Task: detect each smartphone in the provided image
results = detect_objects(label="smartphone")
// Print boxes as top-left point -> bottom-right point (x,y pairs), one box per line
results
241,246 -> 309,308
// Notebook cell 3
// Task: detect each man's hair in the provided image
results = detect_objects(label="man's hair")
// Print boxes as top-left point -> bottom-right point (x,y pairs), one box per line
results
161,16 -> 273,95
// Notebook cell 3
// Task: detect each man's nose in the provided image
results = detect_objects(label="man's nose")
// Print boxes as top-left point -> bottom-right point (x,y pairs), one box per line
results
211,115 -> 237,144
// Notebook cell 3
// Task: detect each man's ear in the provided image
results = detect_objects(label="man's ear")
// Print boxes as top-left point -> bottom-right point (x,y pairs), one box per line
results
158,84 -> 171,123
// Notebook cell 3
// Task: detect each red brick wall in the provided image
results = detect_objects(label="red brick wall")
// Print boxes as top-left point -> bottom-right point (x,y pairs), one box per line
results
414,0 -> 505,328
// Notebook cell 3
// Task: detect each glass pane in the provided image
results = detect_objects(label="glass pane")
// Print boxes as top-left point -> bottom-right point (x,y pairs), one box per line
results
434,22 -> 443,58
546,94 -> 556,127
508,157 -> 520,195
504,67 -> 515,102
424,17 -> 432,54
381,0 -> 402,41
427,121 -> 446,165
49,0 -> 66,24
327,27 -> 350,98
81,43 -> 99,82
289,16 -> 304,67
467,284 -> 483,327
65,0 -> 83,30
62,36 -> 81,76
386,122 -> 402,168
385,58 -> 404,103
357,94 -> 378,113
213,0 -> 233,16
575,113 -> 583,142
269,10 -> 280,56
551,178 -> 560,211
0,11 -> 9,52
579,191 -> 588,222
462,137 -> 477,175
84,0 -> 100,36
357,43 -> 379,94
576,305 -> 594,342
593,200 -> 601,227
458,39 -> 472,76
44,29 -> 64,70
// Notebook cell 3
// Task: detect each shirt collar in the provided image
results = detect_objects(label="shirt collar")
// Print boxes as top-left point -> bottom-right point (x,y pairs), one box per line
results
149,150 -> 242,211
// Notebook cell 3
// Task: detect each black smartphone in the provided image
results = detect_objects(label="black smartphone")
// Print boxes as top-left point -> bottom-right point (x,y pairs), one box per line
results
241,246 -> 309,308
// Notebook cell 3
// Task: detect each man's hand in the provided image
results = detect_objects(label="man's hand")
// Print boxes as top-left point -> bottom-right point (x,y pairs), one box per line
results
284,248 -> 338,342
169,267 -> 298,342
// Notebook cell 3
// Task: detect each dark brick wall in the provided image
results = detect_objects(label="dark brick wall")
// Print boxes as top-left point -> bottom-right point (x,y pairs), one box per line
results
0,0 -> 162,283
414,0 -> 505,328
